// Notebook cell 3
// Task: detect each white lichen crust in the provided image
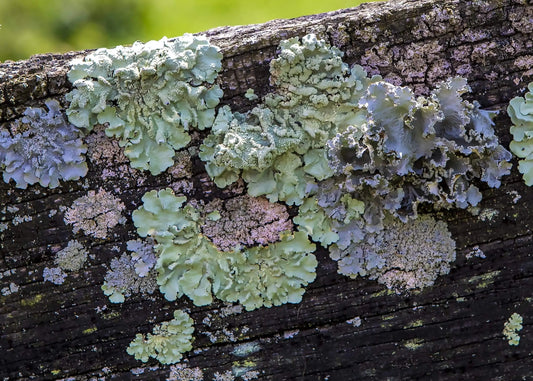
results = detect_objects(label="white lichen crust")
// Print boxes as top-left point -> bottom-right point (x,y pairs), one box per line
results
127,309 -> 194,364
331,215 -> 456,292
64,188 -> 125,239
0,99 -> 88,189
508,82 -> 533,185
66,34 -> 223,175
132,188 -> 317,311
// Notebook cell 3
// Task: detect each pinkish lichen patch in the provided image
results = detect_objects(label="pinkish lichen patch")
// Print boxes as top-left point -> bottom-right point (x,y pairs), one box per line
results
201,195 -> 292,252
64,188 -> 126,239
85,125 -> 128,166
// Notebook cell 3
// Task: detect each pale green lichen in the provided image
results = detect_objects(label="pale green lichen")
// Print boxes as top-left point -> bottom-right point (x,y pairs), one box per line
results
198,34 -> 511,294
200,34 -> 376,205
508,82 -> 533,185
127,309 -> 194,364
503,312 -> 523,346
66,35 -> 223,175
0,99 -> 88,189
132,188 -> 317,310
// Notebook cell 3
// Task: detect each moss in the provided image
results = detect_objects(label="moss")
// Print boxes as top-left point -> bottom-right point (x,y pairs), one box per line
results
82,326 -> 98,335
20,294 -> 43,307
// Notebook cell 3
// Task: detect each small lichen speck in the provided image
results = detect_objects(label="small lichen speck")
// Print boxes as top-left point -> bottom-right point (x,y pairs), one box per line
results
64,188 -> 125,239
346,317 -> 362,327
465,246 -> 486,260
1,282 -> 19,296
43,267 -> 67,285
167,364 -> 204,381
503,313 -> 523,346
213,370 -> 235,381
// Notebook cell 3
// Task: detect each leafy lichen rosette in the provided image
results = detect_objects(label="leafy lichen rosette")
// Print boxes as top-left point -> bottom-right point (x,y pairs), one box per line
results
132,188 -> 317,310
0,99 -> 88,189
200,34 -> 377,205
67,35 -> 223,175
127,309 -> 194,364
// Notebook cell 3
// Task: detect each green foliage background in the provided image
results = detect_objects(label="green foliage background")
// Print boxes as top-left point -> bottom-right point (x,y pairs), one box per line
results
0,0 -> 374,61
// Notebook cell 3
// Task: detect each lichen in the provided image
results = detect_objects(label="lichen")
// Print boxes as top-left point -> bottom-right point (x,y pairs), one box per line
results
64,189 -> 125,239
66,34 -> 223,175
167,364 -> 204,381
43,267 -> 67,285
196,34 -> 511,294
201,195 -> 292,251
327,76 -> 512,223
331,216 -> 456,292
503,312 -> 523,346
102,239 -> 157,303
508,82 -> 533,185
127,309 -> 194,364
200,34 -> 377,205
0,99 -> 87,189
132,188 -> 317,310
54,240 -> 88,272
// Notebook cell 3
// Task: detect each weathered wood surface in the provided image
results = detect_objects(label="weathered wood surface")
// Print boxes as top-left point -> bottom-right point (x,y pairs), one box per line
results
1,0 -> 533,379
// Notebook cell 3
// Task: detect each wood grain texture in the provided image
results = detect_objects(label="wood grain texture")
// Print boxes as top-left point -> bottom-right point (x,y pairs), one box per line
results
1,0 -> 532,379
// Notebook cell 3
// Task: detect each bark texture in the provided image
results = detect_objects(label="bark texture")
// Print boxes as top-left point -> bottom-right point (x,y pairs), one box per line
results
1,0 -> 533,380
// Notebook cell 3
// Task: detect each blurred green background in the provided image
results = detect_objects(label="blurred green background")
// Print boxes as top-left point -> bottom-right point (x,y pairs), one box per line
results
0,0 -> 375,62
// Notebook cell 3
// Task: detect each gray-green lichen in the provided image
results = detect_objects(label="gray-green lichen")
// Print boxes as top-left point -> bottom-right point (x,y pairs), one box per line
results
331,215 -> 456,292
0,99 -> 88,189
55,240 -> 88,272
503,312 -> 523,346
64,189 -> 126,239
508,82 -> 533,185
199,34 -> 376,204
43,240 -> 89,285
198,34 -> 510,293
127,309 -> 194,364
66,34 -> 223,175
101,239 -> 158,303
132,188 -> 317,311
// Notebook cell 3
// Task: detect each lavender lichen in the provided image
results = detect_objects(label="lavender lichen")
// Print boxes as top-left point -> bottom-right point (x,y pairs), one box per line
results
0,99 -> 88,189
